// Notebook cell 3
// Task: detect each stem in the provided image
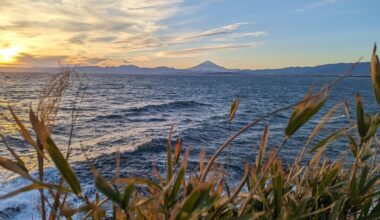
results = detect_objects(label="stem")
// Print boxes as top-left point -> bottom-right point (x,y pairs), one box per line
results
238,137 -> 289,216
37,138 -> 46,220
80,198 -> 109,220
370,137 -> 380,173
211,165 -> 250,219
227,121 -> 232,174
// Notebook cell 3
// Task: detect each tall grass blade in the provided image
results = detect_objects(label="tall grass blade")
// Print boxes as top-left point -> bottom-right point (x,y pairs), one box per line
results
45,137 -> 81,194
309,125 -> 354,153
167,125 -> 174,181
285,85 -> 328,136
95,174 -> 121,204
0,183 -> 47,200
0,134 -> 26,168
371,43 -> 380,104
0,157 -> 32,181
256,122 -> 268,171
122,184 -> 135,210
8,106 -> 43,156
170,168 -> 185,201
174,138 -> 182,165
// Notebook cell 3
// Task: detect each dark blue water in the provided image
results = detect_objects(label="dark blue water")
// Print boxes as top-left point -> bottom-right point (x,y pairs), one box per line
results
0,72 -> 376,219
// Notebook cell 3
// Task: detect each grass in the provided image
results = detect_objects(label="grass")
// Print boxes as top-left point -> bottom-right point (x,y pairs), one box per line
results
0,46 -> 380,219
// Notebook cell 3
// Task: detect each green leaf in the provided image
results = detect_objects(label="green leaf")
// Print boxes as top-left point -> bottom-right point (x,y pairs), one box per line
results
309,126 -> 351,153
362,174 -> 380,195
371,43 -> 380,105
170,168 -> 185,201
95,174 -> 121,204
45,137 -> 81,194
348,135 -> 358,157
350,174 -> 359,206
181,188 -> 202,214
321,165 -> 339,187
273,171 -> 284,218
328,198 -> 344,220
180,184 -> 213,216
363,115 -> 380,142
121,184 -> 135,210
285,97 -> 326,136
358,165 -> 370,193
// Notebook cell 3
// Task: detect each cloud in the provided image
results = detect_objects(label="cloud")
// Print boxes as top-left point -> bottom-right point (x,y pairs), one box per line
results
89,36 -> 118,43
0,1 -> 267,67
296,0 -> 336,12
184,22 -> 247,40
156,43 -> 261,57
0,0 -> 185,65
213,31 -> 267,42
167,22 -> 249,45
233,32 -> 267,38
68,34 -> 88,44
10,53 -> 68,67
114,22 -> 251,49
4,53 -> 129,67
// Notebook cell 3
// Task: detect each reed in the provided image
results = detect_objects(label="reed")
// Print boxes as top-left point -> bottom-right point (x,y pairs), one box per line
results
0,46 -> 380,219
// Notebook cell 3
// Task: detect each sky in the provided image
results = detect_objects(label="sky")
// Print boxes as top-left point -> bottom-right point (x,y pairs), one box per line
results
0,0 -> 379,69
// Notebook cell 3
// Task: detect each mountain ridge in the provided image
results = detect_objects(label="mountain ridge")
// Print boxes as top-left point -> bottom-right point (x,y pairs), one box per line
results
0,61 -> 371,76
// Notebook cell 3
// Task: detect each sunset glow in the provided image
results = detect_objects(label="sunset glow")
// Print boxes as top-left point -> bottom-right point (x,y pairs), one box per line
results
0,47 -> 20,63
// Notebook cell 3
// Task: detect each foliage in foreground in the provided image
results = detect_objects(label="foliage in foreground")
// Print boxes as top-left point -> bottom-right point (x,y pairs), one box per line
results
0,46 -> 380,219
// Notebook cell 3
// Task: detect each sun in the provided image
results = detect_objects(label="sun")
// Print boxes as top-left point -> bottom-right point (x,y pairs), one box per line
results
0,47 -> 20,63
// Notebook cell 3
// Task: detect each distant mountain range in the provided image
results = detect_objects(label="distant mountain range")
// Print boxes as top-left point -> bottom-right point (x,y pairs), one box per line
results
0,60 -> 371,76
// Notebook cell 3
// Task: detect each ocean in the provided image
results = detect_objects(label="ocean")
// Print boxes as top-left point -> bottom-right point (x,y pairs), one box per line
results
0,72 -> 376,219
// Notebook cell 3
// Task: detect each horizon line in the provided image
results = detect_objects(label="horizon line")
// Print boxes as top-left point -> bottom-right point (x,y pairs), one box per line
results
0,60 -> 370,72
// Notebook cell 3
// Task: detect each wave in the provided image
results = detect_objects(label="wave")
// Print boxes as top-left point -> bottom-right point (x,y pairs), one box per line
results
92,100 -> 211,121
134,138 -> 167,153
0,178 -> 41,220
128,100 -> 210,114
329,114 -> 347,120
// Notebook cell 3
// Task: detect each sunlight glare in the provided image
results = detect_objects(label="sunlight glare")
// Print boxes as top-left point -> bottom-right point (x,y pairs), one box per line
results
0,47 -> 20,63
